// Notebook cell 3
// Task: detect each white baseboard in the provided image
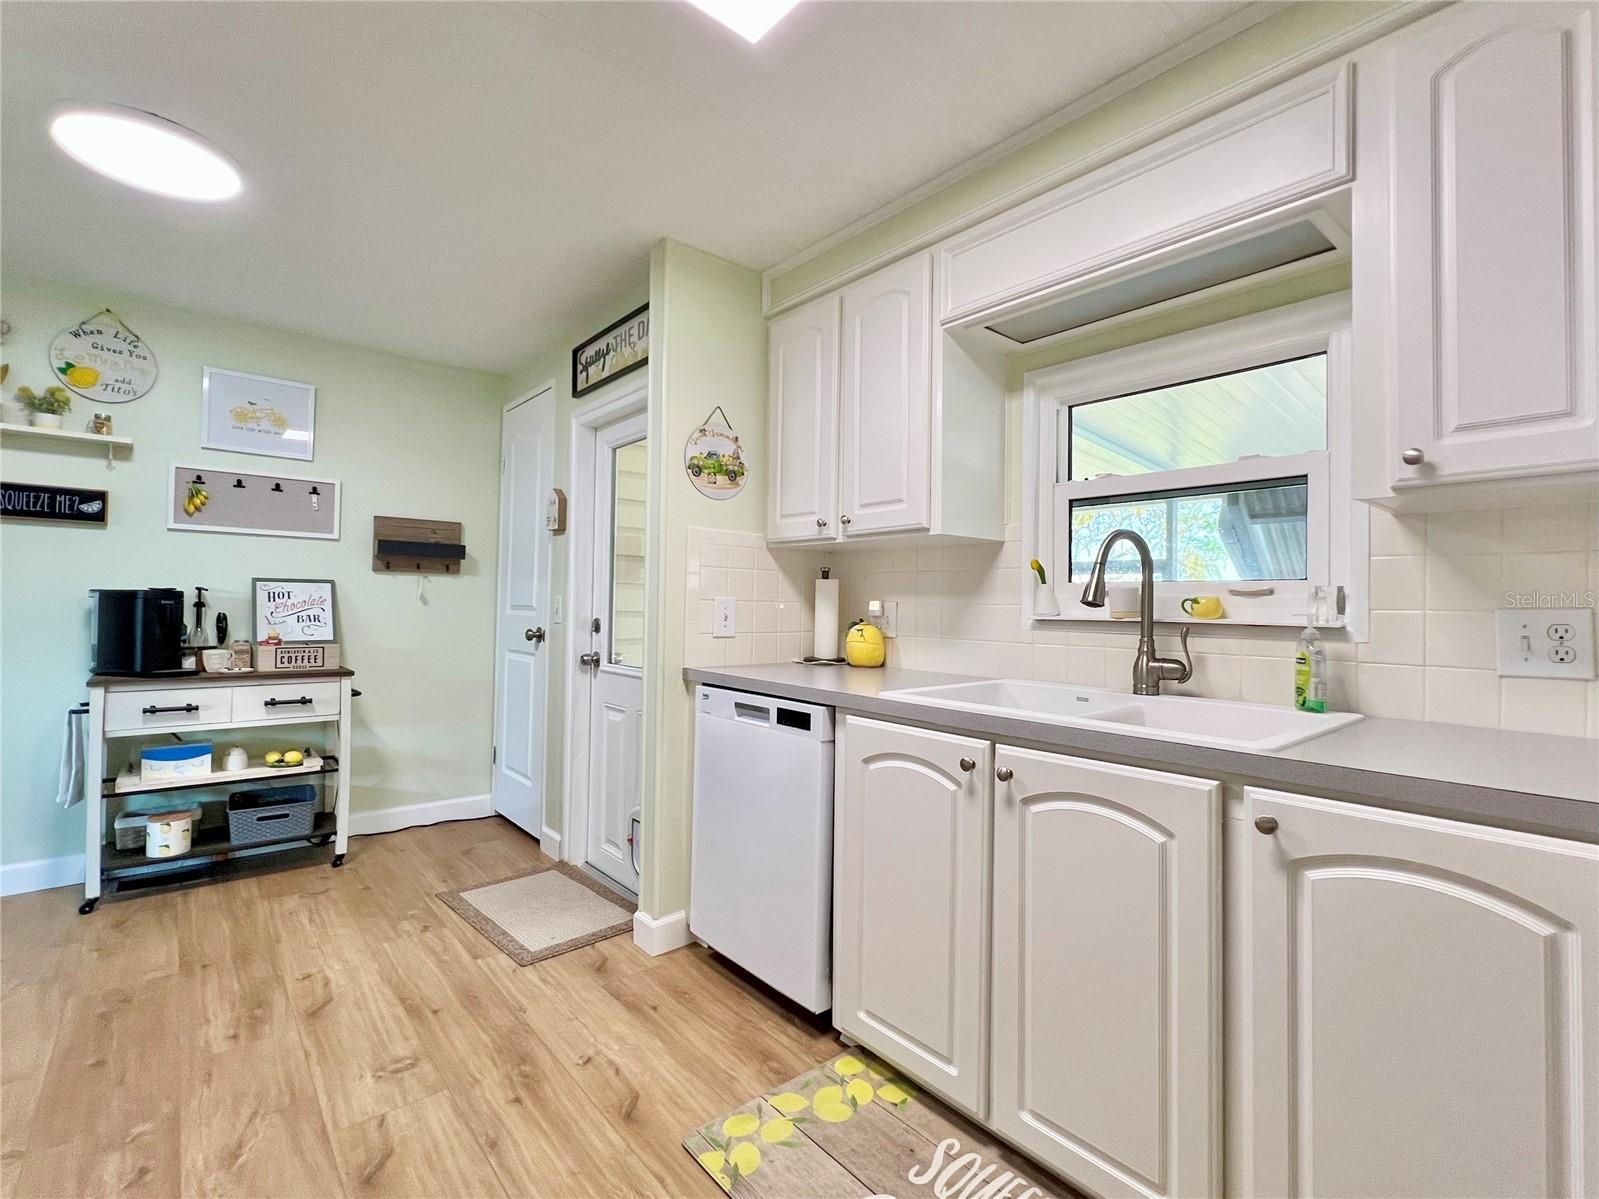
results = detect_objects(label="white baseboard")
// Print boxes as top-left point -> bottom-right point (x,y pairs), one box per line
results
349,793 -> 493,836
539,825 -> 563,860
632,908 -> 692,956
0,794 -> 495,899
0,853 -> 85,896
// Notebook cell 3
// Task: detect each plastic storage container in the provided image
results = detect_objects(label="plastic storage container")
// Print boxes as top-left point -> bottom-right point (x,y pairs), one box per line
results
227,784 -> 317,845
140,741 -> 213,783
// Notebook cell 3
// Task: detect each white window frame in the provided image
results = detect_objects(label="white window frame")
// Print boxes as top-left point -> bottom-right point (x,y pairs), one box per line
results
1021,293 -> 1367,635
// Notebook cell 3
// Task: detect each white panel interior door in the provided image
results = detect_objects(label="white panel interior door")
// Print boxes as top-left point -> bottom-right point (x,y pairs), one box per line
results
1386,1 -> 1598,482
767,293 -> 840,543
990,746 -> 1221,1199
838,253 -> 932,536
834,716 -> 989,1115
583,414 -> 646,893
492,389 -> 554,837
1248,789 -> 1599,1198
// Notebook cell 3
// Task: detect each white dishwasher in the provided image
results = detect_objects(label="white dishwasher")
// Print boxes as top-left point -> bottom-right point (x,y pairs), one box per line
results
690,685 -> 834,1013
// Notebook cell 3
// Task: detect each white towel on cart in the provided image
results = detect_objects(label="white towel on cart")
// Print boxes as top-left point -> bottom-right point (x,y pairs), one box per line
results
55,706 -> 86,808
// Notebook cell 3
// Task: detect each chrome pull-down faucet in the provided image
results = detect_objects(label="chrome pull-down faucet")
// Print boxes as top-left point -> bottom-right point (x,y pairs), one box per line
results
1080,528 -> 1193,696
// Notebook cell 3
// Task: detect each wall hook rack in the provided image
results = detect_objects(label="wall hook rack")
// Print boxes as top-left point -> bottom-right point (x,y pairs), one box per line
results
372,516 -> 465,575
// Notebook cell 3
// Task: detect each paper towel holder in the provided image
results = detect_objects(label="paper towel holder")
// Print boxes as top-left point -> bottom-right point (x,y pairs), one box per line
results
801,566 -> 846,664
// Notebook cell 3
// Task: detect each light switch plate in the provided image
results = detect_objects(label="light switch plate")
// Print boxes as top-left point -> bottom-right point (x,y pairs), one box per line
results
1495,608 -> 1595,679
712,596 -> 736,639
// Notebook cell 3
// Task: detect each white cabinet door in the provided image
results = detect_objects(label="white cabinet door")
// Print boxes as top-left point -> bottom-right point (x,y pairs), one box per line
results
1247,789 -> 1599,1198
1360,1 -> 1598,488
838,254 -> 932,537
835,716 -> 990,1115
991,746 -> 1221,1199
767,293 -> 840,543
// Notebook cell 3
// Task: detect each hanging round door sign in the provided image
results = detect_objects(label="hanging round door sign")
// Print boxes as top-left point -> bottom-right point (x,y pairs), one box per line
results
49,309 -> 158,403
684,407 -> 747,500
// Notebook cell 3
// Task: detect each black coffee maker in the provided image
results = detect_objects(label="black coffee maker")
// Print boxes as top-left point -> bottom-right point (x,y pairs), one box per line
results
90,588 -> 195,676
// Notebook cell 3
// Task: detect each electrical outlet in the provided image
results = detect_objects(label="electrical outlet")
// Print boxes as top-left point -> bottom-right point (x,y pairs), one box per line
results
712,596 -> 736,639
1495,608 -> 1596,679
866,599 -> 898,638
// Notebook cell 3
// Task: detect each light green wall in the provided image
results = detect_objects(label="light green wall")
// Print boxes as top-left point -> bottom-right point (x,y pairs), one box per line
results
640,240 -> 765,918
0,274 -> 505,867
766,1 -> 1420,310
501,279 -> 649,838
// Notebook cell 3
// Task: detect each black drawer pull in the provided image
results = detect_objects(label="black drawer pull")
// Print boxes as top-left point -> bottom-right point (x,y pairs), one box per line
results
265,696 -> 314,708
143,703 -> 200,715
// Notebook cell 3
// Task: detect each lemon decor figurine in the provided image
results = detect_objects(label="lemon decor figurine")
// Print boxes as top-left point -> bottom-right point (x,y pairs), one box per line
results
844,619 -> 885,668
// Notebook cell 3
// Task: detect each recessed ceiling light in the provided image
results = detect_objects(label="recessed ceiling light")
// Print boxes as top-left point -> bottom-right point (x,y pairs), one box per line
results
48,103 -> 243,202
687,0 -> 801,43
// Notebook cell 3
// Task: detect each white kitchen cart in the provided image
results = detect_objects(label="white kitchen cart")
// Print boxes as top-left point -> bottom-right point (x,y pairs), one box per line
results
79,668 -> 356,913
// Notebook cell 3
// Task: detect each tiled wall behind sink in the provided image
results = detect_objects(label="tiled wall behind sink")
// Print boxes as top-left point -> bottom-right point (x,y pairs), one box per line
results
819,504 -> 1599,738
684,528 -> 833,668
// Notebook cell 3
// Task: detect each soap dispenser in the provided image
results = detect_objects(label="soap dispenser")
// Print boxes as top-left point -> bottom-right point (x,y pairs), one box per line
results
1293,605 -> 1328,713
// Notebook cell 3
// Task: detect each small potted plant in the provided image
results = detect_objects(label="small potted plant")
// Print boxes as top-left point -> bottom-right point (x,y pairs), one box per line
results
15,385 -> 72,429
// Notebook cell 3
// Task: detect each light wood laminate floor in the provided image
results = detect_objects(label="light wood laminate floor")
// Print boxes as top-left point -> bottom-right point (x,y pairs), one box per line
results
0,818 -> 842,1198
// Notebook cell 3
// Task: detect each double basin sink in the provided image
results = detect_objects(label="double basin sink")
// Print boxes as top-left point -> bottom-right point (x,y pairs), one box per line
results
879,678 -> 1361,752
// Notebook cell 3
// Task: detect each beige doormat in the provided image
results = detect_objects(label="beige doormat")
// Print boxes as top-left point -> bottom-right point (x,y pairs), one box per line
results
437,862 -> 635,966
685,1050 -> 1067,1197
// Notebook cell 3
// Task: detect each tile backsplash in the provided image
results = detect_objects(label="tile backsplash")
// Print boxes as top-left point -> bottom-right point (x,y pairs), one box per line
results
686,503 -> 1598,738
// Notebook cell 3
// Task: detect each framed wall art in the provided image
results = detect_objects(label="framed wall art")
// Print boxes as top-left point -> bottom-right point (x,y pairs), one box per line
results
572,304 -> 648,397
252,577 -> 336,644
202,366 -> 316,460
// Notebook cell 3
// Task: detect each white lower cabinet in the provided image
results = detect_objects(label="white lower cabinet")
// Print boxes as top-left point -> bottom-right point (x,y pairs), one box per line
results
1246,788 -> 1599,1198
991,747 -> 1221,1199
834,717 -> 992,1115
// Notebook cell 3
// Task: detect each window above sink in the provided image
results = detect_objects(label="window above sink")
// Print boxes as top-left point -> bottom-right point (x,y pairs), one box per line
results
1022,293 -> 1366,634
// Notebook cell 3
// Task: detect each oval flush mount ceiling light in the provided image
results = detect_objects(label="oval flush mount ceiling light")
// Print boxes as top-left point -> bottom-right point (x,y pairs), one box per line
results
48,103 -> 243,202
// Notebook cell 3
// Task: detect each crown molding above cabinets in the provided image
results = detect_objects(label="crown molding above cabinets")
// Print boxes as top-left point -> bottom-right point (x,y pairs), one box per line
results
1352,1 -> 1599,512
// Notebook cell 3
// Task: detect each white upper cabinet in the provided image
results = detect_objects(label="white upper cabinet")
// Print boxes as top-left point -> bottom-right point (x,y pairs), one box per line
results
766,293 -> 840,542
834,717 -> 991,1115
839,253 -> 932,537
1246,789 -> 1599,1198
990,747 -> 1221,1199
1354,1 -> 1599,504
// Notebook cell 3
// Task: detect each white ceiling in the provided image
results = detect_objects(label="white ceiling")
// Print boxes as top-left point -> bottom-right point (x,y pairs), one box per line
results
2,1 -> 1257,373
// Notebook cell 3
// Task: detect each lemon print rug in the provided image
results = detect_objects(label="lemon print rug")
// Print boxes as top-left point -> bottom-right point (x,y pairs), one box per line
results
684,1051 -> 1064,1198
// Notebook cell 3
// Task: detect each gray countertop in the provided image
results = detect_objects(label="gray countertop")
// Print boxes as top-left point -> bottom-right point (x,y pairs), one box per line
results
683,663 -> 1599,842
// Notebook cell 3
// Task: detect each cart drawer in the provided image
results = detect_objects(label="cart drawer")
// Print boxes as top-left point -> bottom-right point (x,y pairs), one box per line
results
232,680 -> 341,723
105,686 -> 233,733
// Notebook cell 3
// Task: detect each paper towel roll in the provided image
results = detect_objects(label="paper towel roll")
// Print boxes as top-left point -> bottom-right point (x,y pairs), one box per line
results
813,575 -> 840,660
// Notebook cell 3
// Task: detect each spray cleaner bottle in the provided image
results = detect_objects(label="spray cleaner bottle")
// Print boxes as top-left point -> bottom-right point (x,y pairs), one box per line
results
1293,605 -> 1328,713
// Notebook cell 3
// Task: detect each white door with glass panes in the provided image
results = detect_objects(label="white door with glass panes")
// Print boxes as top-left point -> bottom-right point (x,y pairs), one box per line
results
581,413 -> 646,893
767,293 -> 840,543
1025,295 -> 1357,631
838,253 -> 932,537
492,389 -> 554,838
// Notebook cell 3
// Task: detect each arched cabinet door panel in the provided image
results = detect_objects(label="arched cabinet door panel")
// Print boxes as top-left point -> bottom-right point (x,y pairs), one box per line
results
835,716 -> 990,1115
1247,788 -> 1599,1198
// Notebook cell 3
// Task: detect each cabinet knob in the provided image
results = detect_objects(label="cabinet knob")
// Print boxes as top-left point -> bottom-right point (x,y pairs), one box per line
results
995,766 -> 1013,782
958,757 -> 976,773
1254,815 -> 1279,835
1401,447 -> 1426,466
840,514 -> 852,526
816,518 -> 828,529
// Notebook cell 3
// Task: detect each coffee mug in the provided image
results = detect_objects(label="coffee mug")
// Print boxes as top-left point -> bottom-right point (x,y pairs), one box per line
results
1181,595 -> 1225,619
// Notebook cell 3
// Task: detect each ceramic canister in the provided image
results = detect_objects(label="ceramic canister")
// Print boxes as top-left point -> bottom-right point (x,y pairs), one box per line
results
145,809 -> 200,858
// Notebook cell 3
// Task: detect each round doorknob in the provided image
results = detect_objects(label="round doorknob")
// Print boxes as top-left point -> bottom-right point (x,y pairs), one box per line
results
1401,447 -> 1426,466
959,757 -> 976,773
1254,816 -> 1279,835
525,627 -> 545,643
995,766 -> 1013,782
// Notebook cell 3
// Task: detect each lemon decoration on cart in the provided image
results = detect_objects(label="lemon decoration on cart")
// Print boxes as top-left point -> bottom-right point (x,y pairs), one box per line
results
688,1051 -> 918,1191
844,619 -> 886,668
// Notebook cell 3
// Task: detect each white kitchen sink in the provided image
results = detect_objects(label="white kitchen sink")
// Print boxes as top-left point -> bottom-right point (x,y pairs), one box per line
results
880,678 -> 1361,752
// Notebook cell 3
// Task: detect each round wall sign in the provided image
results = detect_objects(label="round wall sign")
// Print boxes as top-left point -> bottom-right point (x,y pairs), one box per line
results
684,407 -> 747,500
49,309 -> 158,403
